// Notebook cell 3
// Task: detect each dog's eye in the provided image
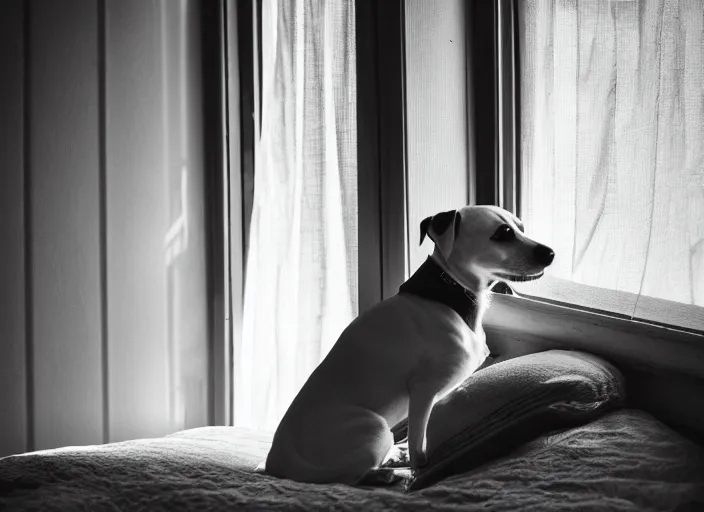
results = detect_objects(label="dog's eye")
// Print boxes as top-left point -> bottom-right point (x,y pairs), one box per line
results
491,224 -> 515,241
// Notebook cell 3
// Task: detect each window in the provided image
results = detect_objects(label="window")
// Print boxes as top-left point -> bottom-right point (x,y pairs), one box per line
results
231,0 -> 360,431
221,0 -> 704,433
506,0 -> 704,335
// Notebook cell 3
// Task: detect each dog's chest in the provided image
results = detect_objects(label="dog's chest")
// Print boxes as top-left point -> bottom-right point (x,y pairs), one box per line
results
406,299 -> 489,375
391,295 -> 483,353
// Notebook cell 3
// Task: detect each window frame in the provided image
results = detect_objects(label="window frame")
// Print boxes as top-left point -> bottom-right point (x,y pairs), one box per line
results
224,0 -> 412,426
219,0 -> 260,428
224,0 -> 704,436
466,0 -> 521,214
356,0 -> 410,310
228,0 -> 704,382
203,0 -> 232,427
473,0 -> 704,378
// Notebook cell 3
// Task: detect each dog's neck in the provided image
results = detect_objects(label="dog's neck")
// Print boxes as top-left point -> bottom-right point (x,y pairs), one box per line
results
398,256 -> 490,336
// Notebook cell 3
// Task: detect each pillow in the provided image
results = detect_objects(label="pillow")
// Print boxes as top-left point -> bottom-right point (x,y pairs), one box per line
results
407,349 -> 627,490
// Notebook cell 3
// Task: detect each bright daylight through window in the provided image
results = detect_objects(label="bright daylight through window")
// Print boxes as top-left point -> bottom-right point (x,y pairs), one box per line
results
514,0 -> 704,333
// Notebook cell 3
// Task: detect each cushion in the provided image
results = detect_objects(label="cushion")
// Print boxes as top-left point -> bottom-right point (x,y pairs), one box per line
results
407,349 -> 626,490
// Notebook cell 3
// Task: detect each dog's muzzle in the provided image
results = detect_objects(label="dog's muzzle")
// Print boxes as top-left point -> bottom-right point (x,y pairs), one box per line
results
493,243 -> 555,283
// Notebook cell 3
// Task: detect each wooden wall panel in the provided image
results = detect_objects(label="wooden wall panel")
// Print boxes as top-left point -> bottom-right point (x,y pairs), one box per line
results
0,0 -> 213,455
105,0 -> 171,442
28,0 -> 104,450
0,0 -> 28,457
405,0 -> 470,274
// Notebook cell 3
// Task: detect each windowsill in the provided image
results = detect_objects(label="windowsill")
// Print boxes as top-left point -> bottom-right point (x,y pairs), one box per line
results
483,292 -> 704,380
511,274 -> 704,334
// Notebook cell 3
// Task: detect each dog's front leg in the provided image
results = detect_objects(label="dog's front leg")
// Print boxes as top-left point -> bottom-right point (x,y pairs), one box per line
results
407,386 -> 436,470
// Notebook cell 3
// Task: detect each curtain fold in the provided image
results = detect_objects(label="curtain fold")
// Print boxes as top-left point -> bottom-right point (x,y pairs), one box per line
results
235,0 -> 357,431
517,0 -> 704,327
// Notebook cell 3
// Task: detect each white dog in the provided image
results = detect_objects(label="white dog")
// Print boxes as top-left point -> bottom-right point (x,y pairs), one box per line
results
264,205 -> 554,485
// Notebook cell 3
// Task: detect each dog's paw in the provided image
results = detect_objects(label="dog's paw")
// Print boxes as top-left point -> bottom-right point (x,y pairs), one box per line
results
381,441 -> 409,468
357,467 -> 412,487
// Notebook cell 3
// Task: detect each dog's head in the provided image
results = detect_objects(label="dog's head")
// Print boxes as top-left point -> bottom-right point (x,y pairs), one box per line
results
420,205 -> 554,288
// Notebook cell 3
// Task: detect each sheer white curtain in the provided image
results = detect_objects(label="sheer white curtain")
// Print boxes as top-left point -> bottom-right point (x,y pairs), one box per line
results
235,0 -> 358,431
516,0 -> 704,332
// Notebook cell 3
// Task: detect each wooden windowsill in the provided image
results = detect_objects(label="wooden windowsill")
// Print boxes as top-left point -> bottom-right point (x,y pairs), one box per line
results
483,293 -> 704,380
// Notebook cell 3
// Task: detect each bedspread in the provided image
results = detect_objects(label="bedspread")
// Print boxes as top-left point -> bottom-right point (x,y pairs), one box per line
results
1,409 -> 703,511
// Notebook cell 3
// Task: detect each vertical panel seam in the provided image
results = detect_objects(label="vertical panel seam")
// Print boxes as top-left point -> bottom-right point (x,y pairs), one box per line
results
222,0 -> 235,427
98,0 -> 109,445
373,3 -> 384,301
22,0 -> 34,455
398,0 -> 410,281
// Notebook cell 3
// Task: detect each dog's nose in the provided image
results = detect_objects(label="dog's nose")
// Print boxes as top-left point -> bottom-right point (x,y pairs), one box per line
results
534,244 -> 555,266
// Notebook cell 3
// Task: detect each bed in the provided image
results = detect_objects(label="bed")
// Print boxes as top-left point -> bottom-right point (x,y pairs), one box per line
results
1,408 -> 703,511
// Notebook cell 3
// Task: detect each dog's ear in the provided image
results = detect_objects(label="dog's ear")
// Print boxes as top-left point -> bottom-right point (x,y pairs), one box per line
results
420,210 -> 461,258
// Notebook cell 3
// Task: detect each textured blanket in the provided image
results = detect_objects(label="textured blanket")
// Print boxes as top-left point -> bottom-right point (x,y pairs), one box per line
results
1,409 -> 703,511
